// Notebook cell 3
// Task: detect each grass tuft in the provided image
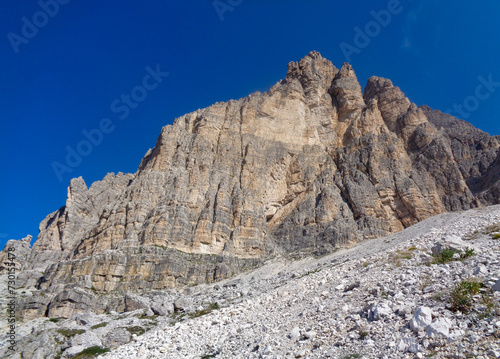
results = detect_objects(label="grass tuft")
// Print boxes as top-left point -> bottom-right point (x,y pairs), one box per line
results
432,247 -> 475,264
450,279 -> 482,313
188,302 -> 220,319
72,346 -> 110,358
124,326 -> 146,336
90,322 -> 107,329
56,328 -> 85,338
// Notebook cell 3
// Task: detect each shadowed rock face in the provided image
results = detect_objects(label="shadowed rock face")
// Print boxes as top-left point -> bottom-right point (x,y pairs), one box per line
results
3,51 -> 499,317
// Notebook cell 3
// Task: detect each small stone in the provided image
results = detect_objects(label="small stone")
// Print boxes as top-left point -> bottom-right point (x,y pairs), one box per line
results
303,330 -> 316,340
295,349 -> 307,358
469,334 -> 480,343
423,285 -> 435,294
488,350 -> 500,358
370,302 -> 392,321
473,265 -> 488,276
261,346 -> 271,355
344,281 -> 360,292
223,279 -> 241,288
448,329 -> 465,340
397,337 -> 419,353
278,289 -> 289,297
397,305 -> 412,317
289,327 -> 301,341
492,279 -> 500,292
174,298 -> 189,312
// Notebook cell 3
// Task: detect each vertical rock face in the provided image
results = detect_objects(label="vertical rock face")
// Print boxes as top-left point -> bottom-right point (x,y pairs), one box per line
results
3,52 -> 499,316
0,235 -> 31,271
28,173 -> 134,270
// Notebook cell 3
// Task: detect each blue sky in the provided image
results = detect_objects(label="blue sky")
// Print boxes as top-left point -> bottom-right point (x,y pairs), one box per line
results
1,0 -> 500,249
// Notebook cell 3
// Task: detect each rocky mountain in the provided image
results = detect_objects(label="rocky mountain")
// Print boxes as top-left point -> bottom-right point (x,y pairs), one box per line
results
2,51 -> 500,320
2,204 -> 500,358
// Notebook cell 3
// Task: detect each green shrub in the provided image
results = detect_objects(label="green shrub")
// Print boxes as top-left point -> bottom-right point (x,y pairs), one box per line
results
56,329 -> 85,338
433,248 -> 457,264
478,288 -> 498,319
124,326 -> 145,336
450,280 -> 482,313
486,223 -> 500,233
49,318 -> 60,323
432,247 -> 475,264
137,312 -> 158,320
300,268 -> 321,278
460,247 -> 476,260
188,302 -> 220,319
90,322 -> 107,329
209,302 -> 220,310
358,327 -> 369,340
72,346 -> 110,358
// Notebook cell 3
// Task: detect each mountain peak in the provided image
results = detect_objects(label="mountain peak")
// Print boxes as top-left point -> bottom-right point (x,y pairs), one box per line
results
286,51 -> 338,84
337,62 -> 357,78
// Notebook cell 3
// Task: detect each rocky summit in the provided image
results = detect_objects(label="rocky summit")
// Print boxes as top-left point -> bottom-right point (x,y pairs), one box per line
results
1,52 -> 500,357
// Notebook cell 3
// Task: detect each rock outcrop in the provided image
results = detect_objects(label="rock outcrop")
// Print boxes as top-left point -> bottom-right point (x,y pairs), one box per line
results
2,51 -> 499,318
0,235 -> 31,272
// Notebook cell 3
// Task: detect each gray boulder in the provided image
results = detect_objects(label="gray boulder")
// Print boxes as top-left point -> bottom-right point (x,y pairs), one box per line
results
151,297 -> 174,316
124,294 -> 149,312
174,297 -> 190,312
369,302 -> 392,321
409,307 -> 432,332
397,337 -> 419,353
70,331 -> 102,348
104,327 -> 131,348
426,318 -> 453,337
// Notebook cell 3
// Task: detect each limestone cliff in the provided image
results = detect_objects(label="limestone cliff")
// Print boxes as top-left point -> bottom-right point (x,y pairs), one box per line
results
3,51 -> 500,318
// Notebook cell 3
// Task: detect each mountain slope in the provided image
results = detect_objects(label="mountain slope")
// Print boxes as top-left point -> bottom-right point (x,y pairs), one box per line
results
3,205 -> 500,359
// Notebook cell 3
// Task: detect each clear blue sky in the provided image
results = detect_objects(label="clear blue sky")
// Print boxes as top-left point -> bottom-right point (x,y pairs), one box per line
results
1,0 -> 500,249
